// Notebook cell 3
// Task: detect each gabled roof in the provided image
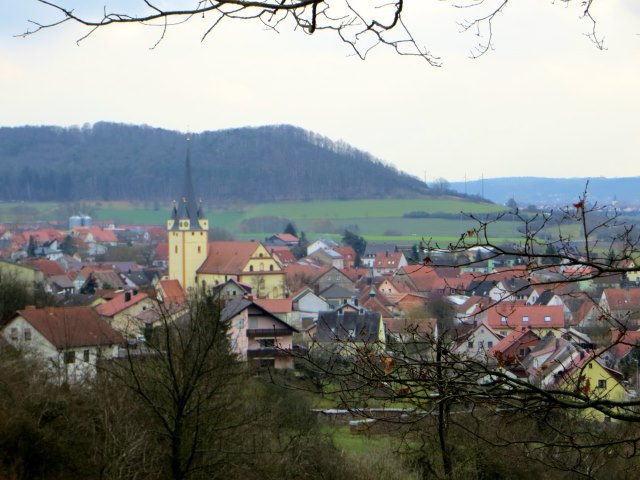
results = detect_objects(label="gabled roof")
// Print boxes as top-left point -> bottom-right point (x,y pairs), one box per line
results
197,241 -> 263,275
272,233 -> 298,243
14,306 -> 123,348
486,304 -> 564,329
24,259 -> 66,277
320,283 -> 354,299
373,251 -> 405,269
158,279 -> 186,305
490,328 -> 540,358
602,288 -> 640,311
95,290 -> 150,317
254,298 -> 293,314
221,298 -> 298,332
316,310 -> 382,342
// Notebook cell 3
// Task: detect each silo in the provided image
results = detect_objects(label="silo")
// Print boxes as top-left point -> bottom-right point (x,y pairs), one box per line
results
69,215 -> 82,229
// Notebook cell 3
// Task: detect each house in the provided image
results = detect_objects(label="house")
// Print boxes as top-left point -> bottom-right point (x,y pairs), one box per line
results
553,354 -> 629,422
156,279 -> 187,306
489,328 -> 540,365
1,306 -> 123,383
319,283 -> 356,309
307,248 -> 344,269
290,287 -> 331,329
484,304 -> 565,337
197,241 -> 286,299
95,289 -> 156,337
307,238 -> 339,256
222,298 -> 297,369
362,242 -> 398,268
599,288 -> 640,326
453,321 -> 503,360
264,233 -> 299,247
315,310 -> 386,352
0,260 -> 45,292
372,251 -> 407,276
210,278 -> 252,303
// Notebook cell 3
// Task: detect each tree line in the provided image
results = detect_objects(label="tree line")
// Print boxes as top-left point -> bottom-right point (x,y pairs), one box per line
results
0,123 -> 433,203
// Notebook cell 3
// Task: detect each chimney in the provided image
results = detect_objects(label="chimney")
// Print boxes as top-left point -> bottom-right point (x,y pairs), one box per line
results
124,291 -> 132,302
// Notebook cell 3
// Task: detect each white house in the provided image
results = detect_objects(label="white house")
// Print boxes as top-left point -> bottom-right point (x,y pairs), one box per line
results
1,306 -> 123,383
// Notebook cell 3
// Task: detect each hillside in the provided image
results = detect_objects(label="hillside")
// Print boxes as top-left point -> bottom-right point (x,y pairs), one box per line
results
0,123 -> 434,203
450,177 -> 640,207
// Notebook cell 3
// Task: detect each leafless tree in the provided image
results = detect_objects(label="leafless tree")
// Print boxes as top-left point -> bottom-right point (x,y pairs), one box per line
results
21,1 -> 606,65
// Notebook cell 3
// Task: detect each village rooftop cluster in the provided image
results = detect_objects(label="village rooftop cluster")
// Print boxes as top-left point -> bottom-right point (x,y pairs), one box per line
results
0,153 -> 638,423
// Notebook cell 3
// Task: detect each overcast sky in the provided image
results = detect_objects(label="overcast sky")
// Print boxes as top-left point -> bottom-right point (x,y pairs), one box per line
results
1,1 -> 639,183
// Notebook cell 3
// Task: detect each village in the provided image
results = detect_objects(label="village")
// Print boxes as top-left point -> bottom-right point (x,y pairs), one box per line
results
0,152 -> 637,427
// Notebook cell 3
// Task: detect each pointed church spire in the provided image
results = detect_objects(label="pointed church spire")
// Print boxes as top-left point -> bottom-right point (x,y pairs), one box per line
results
170,142 -> 204,230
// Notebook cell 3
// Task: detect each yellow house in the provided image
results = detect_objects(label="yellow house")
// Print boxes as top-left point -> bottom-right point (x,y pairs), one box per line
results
560,356 -> 628,422
197,241 -> 286,299
0,259 -> 45,288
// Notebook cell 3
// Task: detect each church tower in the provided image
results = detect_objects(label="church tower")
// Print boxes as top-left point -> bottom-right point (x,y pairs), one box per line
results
167,147 -> 209,290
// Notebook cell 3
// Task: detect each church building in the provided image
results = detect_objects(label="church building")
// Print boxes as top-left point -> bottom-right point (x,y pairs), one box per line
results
167,149 -> 286,298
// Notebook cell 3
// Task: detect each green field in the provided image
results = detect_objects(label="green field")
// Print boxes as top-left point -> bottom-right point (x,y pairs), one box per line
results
0,199 -> 523,244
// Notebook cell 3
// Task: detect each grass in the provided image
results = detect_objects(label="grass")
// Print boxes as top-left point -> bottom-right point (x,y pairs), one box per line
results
326,425 -> 386,454
0,199 -> 522,244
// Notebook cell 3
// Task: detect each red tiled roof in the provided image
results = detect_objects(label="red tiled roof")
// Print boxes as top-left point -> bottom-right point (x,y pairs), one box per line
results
16,306 -> 123,348
197,241 -> 261,275
274,233 -> 298,243
603,288 -> 640,311
22,229 -> 64,244
24,259 -> 65,277
269,248 -> 296,265
253,298 -> 293,314
95,290 -> 150,317
158,279 -> 186,305
155,243 -> 168,261
374,251 -> 404,269
490,328 -> 540,357
486,304 -> 564,329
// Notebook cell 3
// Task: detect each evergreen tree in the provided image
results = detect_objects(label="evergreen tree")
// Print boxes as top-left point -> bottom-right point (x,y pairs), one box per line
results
284,222 -> 297,237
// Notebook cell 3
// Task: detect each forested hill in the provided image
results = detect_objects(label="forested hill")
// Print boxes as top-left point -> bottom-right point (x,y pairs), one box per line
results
0,123 -> 432,203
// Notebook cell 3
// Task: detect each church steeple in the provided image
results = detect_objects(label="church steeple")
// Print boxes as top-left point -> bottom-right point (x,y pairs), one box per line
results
167,140 -> 209,290
169,148 -> 206,231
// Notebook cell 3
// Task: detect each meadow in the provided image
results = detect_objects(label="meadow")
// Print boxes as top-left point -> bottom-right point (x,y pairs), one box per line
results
0,198 -> 522,244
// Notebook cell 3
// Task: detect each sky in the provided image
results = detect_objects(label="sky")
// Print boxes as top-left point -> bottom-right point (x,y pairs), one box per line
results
1,1 -> 639,183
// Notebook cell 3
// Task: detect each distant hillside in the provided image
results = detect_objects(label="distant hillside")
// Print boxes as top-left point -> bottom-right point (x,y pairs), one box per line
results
450,177 -> 640,207
0,123 -> 438,203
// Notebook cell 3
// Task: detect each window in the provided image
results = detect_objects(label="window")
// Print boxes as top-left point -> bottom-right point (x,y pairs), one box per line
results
522,316 -> 529,323
64,351 -> 76,364
544,316 -> 552,322
10,328 -> 18,340
500,316 -> 507,324
467,341 -> 474,349
249,265 -> 254,272
83,349 -> 90,362
259,339 -> 275,348
269,264 -> 274,271
487,341 -> 493,348
597,379 -> 607,389
175,245 -> 178,254
197,246 -> 201,253
259,359 -> 275,368
23,328 -> 32,341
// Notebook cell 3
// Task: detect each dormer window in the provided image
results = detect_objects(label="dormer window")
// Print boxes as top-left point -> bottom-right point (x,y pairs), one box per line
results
544,316 -> 552,322
522,316 -> 529,323
500,316 -> 507,324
